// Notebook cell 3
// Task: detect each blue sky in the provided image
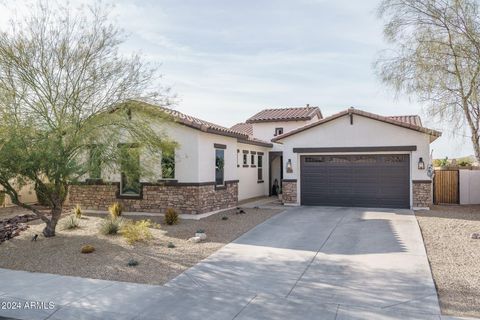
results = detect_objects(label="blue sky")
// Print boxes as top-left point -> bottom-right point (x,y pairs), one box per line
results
0,0 -> 473,158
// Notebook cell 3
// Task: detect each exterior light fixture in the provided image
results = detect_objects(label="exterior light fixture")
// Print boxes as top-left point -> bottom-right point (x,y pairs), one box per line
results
286,159 -> 293,173
418,157 -> 425,170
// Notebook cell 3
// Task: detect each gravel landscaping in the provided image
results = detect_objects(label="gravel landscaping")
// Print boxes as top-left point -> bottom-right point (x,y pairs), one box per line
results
0,206 -> 282,285
416,205 -> 480,318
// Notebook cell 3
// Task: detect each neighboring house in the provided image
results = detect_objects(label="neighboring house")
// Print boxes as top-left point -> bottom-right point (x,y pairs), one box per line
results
69,102 -> 441,214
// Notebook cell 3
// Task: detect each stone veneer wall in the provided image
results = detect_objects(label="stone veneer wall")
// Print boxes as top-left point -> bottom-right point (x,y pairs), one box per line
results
282,180 -> 297,205
412,180 -> 432,208
68,181 -> 238,214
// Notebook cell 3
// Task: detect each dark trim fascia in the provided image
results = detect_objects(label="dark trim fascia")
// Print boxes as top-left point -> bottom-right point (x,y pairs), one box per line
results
214,143 -> 227,149
257,180 -> 264,184
257,152 -> 264,155
251,165 -> 257,168
412,180 -> 432,184
269,151 -> 283,156
250,151 -> 257,154
215,185 -> 227,190
243,150 -> 249,154
243,164 -> 249,168
282,179 -> 297,182
225,180 -> 239,184
292,146 -> 417,153
84,178 -> 104,185
237,138 -> 273,148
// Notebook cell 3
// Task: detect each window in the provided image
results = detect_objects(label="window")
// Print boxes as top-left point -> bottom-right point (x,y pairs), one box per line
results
251,154 -> 255,166
88,145 -> 101,179
215,149 -> 224,186
243,153 -> 248,165
274,127 -> 284,136
257,155 -> 263,181
119,145 -> 141,196
161,149 -> 175,179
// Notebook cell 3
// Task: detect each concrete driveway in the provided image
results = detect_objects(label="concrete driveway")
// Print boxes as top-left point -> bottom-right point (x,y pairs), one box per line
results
0,206 -> 462,320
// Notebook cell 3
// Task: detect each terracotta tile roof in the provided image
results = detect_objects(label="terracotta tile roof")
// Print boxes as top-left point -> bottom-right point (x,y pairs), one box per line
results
272,108 -> 441,143
238,137 -> 273,148
246,105 -> 322,123
388,115 -> 423,127
230,123 -> 253,136
128,100 -> 249,139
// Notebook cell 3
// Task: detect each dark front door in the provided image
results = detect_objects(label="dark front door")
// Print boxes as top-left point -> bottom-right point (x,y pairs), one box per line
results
300,154 -> 410,208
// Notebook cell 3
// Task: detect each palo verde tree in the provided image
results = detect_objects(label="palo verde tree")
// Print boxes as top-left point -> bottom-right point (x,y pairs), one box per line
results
376,0 -> 480,161
0,1 -> 176,237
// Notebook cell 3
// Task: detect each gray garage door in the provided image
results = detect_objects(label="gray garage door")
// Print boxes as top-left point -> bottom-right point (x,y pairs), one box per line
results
300,154 -> 410,208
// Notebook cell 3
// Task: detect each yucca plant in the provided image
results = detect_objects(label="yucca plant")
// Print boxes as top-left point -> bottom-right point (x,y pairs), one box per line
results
73,204 -> 82,219
99,217 -> 126,235
63,214 -> 80,230
109,202 -> 122,219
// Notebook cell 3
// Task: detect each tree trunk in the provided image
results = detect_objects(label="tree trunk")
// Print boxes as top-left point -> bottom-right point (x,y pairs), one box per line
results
42,205 -> 62,237
472,133 -> 480,163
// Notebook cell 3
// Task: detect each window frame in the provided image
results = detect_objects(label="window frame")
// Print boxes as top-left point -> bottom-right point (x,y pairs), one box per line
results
215,148 -> 225,187
161,149 -> 175,180
257,154 -> 263,182
119,144 -> 141,197
274,127 -> 284,136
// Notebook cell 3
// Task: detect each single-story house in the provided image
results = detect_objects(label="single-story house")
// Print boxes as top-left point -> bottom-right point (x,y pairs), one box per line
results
69,102 -> 441,213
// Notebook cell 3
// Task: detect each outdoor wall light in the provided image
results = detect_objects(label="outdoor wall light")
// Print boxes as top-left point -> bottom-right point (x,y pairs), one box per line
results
286,159 -> 293,173
418,157 -> 425,170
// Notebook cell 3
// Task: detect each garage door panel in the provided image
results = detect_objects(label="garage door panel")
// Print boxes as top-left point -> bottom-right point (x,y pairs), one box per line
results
300,154 -> 410,208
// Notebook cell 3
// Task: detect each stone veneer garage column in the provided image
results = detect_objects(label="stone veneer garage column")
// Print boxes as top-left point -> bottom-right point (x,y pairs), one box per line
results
282,179 -> 297,205
412,180 -> 432,208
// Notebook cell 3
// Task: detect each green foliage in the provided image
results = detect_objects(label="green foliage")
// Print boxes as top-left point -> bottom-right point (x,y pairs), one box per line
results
109,202 -> 123,218
0,191 -> 5,206
35,183 -> 67,207
99,217 -> 126,235
0,2 -> 177,237
121,219 -> 153,244
196,229 -> 205,234
457,157 -> 473,167
439,157 -> 449,167
73,204 -> 82,219
63,215 -> 80,230
164,208 -> 178,225
167,242 -> 175,248
81,244 -> 95,254
221,216 -> 228,220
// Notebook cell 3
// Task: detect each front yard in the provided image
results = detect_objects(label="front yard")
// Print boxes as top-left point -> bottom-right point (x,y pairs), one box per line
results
416,205 -> 480,318
0,206 -> 282,285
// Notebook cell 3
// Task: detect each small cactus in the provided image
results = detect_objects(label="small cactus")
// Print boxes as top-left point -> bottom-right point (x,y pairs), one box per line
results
81,244 -> 95,254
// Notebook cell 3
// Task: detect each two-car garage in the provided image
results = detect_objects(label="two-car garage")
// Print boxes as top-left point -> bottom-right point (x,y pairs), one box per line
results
271,108 -> 442,209
300,154 -> 410,208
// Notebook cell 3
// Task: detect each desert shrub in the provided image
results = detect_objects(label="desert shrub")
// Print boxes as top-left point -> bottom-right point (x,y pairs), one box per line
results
63,214 -> 80,230
221,216 -> 228,220
81,244 -> 95,254
196,229 -> 205,234
164,208 -> 178,225
121,219 -> 153,244
108,202 -> 122,218
127,258 -> 139,267
167,242 -> 175,248
73,204 -> 82,219
100,217 -> 126,235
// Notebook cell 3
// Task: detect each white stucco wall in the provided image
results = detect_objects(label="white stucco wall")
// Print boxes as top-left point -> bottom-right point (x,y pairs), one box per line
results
460,170 -> 480,204
251,120 -> 314,151
278,114 -> 433,206
197,132 -> 238,183
236,143 -> 270,201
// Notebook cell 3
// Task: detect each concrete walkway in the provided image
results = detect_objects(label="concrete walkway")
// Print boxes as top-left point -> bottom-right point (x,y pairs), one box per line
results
0,206 -> 474,319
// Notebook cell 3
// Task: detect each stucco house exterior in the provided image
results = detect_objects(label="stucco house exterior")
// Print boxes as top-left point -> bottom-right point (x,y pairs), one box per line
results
69,102 -> 441,214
